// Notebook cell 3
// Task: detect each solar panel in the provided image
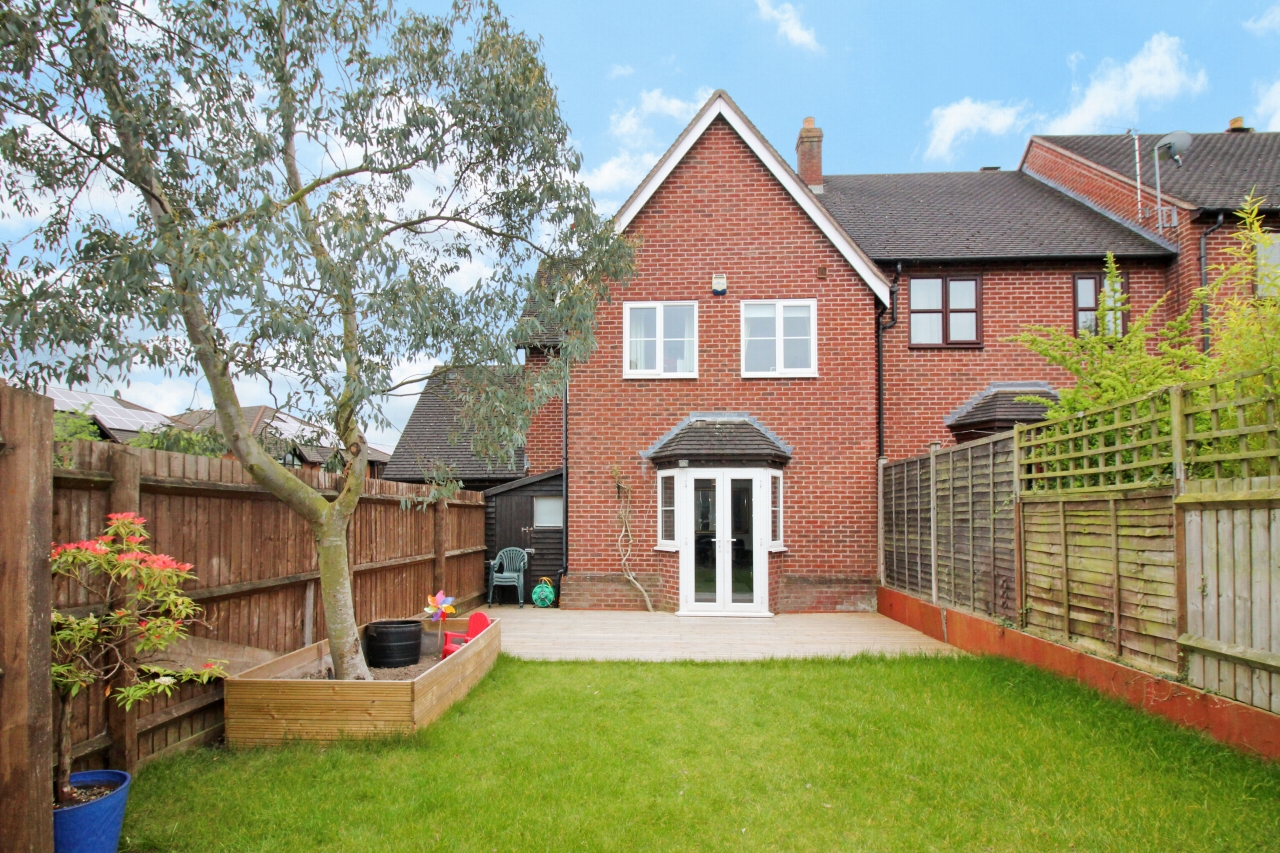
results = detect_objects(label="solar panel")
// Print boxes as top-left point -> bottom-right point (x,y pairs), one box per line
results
47,387 -> 174,433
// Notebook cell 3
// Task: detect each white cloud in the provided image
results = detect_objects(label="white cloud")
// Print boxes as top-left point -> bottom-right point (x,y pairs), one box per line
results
588,87 -> 714,210
582,150 -> 660,197
755,0 -> 821,53
1245,6 -> 1280,35
1257,80 -> 1280,131
925,98 -> 1026,161
1067,51 -> 1084,72
1043,33 -> 1206,134
639,88 -> 711,121
609,64 -> 634,78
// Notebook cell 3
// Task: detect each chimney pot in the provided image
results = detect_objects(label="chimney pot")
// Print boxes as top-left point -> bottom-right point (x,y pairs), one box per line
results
796,118 -> 823,192
1226,116 -> 1254,133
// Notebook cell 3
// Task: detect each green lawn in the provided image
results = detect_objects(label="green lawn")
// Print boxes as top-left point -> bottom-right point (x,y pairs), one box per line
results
123,654 -> 1280,853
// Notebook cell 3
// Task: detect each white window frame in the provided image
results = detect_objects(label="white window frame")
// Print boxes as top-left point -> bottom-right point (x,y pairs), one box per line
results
739,299 -> 818,378
532,496 -> 563,528
622,301 -> 699,379
655,473 -> 677,550
769,472 -> 785,551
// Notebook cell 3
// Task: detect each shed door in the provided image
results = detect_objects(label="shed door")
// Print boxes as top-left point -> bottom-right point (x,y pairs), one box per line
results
494,494 -> 533,552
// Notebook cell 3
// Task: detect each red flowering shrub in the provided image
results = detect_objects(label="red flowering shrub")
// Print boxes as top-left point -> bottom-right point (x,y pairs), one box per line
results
50,513 -> 224,803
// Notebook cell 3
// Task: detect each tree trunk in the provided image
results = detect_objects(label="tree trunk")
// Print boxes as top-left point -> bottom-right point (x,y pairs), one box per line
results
314,514 -> 370,680
56,692 -> 75,804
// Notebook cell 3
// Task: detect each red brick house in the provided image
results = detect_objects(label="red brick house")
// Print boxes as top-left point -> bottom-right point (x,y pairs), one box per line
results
398,91 -> 1278,615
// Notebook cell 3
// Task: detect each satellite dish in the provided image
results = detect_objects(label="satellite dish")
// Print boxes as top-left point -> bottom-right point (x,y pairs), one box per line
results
1154,131 -> 1192,165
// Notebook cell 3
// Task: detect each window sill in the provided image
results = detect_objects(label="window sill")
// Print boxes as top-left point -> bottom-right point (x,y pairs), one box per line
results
653,543 -> 679,552
907,344 -> 984,351
741,371 -> 819,379
622,373 -> 699,380
768,544 -> 788,553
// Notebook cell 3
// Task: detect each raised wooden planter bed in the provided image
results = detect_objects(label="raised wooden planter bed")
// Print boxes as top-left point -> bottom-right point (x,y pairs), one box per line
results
224,617 -> 500,746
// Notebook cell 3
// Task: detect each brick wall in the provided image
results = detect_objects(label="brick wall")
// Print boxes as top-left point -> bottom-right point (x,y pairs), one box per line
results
562,116 -> 882,613
1021,139 -> 1244,320
524,350 -> 564,475
879,258 -> 1171,459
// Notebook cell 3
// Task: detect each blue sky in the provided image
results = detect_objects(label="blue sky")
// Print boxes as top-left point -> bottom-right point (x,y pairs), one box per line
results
63,1 -> 1280,448
493,0 -> 1280,213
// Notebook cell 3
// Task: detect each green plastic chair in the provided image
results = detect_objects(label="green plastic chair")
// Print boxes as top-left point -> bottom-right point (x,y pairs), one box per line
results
489,547 -> 528,607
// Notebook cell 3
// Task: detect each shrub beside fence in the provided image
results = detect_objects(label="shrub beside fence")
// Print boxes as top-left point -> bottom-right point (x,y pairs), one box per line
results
882,367 -> 1280,697
51,439 -> 485,772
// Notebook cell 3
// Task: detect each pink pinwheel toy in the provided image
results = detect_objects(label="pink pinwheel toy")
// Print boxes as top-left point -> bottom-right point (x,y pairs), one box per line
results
424,590 -> 456,646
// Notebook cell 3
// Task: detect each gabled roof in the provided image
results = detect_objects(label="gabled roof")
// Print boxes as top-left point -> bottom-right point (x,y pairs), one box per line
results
643,413 -> 792,467
613,90 -> 892,306
820,171 -> 1173,263
1031,133 -> 1280,212
384,372 -> 526,484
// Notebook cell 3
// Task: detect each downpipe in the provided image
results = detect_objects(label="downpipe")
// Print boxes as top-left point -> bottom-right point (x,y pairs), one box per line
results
876,264 -> 901,458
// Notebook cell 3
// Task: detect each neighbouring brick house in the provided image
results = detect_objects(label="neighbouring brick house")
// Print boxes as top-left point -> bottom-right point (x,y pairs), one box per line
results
399,91 -> 1279,615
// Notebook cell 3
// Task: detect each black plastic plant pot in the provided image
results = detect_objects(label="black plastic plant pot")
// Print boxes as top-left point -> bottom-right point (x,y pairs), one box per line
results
365,619 -> 424,668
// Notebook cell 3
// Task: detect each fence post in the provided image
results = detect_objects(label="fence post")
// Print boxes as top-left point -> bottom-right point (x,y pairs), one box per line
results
877,457 -> 886,587
1170,384 -> 1189,673
105,444 -> 141,776
1013,424 -> 1025,628
928,444 -> 939,605
0,385 -> 55,853
434,497 -> 450,595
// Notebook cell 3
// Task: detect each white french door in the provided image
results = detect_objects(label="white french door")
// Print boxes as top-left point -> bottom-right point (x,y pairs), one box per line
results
675,468 -> 771,616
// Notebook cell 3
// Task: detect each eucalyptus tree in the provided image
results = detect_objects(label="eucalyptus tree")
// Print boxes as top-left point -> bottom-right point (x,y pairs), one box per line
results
0,0 -> 631,678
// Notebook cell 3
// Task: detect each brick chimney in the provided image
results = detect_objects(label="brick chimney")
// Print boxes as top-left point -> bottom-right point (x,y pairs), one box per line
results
796,117 -> 823,193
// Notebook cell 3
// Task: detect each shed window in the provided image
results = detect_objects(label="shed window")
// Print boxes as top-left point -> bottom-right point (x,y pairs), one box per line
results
659,475 -> 675,543
532,496 -> 563,528
1074,273 -> 1128,336
741,299 -> 817,377
624,302 -> 697,378
909,277 -> 980,346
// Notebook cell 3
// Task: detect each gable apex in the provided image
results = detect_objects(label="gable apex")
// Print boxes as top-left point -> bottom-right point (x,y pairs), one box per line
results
612,90 -> 892,306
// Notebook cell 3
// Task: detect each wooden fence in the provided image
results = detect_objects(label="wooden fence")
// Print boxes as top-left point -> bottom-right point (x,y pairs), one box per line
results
882,367 -> 1280,690
51,439 -> 486,773
880,434 -> 1017,620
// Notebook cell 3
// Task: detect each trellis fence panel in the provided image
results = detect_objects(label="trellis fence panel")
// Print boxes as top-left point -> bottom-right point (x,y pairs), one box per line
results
881,367 -> 1280,688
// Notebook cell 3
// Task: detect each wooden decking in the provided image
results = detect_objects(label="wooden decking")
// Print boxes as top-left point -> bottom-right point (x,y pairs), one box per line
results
489,606 -> 954,661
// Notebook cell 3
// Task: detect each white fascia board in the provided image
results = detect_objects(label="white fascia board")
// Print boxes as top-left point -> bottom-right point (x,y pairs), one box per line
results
612,94 -> 891,307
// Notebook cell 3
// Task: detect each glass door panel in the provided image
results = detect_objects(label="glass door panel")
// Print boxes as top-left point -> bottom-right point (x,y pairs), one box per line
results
693,478 -> 717,603
730,478 -> 754,604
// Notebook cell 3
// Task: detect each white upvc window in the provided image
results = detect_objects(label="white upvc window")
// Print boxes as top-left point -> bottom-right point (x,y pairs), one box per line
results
657,474 -> 676,547
740,299 -> 818,378
769,472 -> 784,549
623,302 -> 698,378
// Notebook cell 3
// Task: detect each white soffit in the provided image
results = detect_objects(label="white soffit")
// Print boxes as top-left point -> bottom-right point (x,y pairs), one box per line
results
612,92 -> 891,306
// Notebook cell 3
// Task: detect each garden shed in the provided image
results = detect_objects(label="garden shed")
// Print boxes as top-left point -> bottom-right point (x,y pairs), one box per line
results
484,469 -> 564,604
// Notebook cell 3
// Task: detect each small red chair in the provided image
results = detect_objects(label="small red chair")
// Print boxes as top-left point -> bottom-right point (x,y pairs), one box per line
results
442,611 -> 491,658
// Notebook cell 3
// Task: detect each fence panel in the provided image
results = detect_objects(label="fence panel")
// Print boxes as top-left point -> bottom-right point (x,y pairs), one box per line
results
1021,490 -> 1178,673
50,439 -> 485,770
934,435 -> 1017,619
1176,370 -> 1280,711
881,454 -> 932,598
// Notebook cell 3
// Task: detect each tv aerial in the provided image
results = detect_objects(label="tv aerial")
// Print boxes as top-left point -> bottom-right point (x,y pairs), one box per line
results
1153,131 -> 1192,231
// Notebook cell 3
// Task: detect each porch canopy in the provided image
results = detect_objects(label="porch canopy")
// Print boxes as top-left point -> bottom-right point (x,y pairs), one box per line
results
643,413 -> 792,470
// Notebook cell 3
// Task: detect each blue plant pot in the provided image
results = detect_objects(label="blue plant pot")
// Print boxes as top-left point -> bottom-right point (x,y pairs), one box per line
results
53,770 -> 131,853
